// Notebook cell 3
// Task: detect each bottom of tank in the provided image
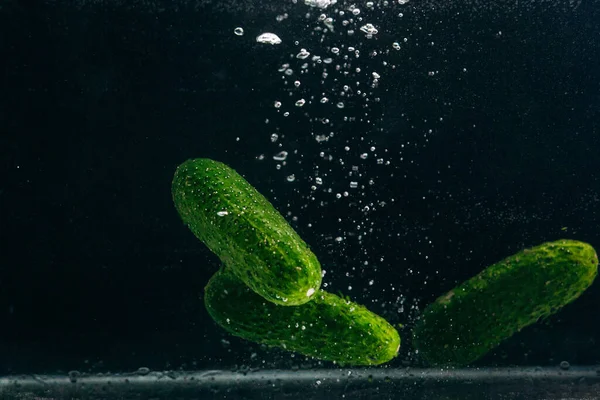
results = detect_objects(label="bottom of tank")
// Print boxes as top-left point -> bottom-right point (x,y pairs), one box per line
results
2,367 -> 599,399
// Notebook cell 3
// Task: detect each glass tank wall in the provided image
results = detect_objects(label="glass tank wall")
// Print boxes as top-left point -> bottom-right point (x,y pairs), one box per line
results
1,0 -> 599,398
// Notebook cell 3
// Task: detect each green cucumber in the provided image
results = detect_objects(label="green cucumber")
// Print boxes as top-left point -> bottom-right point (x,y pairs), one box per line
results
172,158 -> 322,306
412,239 -> 598,366
205,267 -> 401,366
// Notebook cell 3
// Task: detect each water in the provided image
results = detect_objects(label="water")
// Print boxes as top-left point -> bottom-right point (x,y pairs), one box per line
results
1,0 -> 600,398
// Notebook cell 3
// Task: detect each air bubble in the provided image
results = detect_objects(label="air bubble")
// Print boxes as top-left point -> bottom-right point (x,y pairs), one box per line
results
296,48 -> 311,59
305,0 -> 337,8
360,23 -> 378,36
273,151 -> 288,161
256,32 -> 282,45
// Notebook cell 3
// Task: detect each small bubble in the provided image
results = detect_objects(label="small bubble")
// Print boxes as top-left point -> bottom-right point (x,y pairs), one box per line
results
560,361 -> 570,370
296,48 -> 311,59
271,133 -> 279,142
274,101 -> 282,108
234,27 -> 244,36
349,181 -> 358,188
256,32 -> 282,45
360,23 -> 378,36
217,211 -> 229,217
273,151 -> 288,161
295,99 -> 306,107
305,0 -> 337,8
286,174 -> 296,182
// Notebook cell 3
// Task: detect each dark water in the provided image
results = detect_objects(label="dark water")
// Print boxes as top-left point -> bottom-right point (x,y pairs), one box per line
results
1,0 -> 600,383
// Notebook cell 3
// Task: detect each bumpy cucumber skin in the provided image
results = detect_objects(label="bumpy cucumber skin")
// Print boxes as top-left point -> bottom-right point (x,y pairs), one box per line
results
172,158 -> 322,306
205,268 -> 401,366
413,239 -> 598,367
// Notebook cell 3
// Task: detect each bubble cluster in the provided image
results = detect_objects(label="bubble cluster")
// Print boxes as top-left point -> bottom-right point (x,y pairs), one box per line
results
247,0 -> 432,347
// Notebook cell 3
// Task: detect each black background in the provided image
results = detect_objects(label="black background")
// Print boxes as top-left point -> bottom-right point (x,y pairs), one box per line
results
1,0 -> 599,374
